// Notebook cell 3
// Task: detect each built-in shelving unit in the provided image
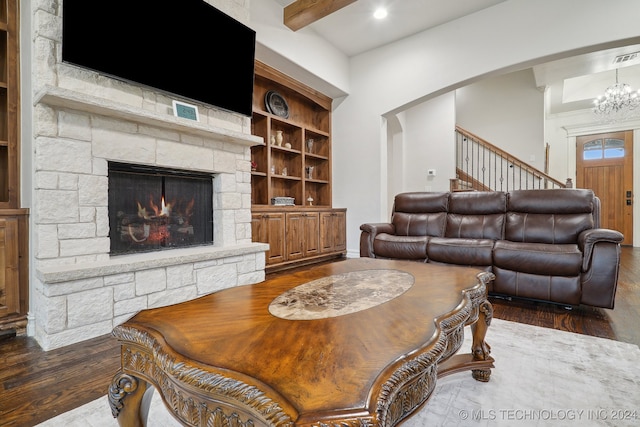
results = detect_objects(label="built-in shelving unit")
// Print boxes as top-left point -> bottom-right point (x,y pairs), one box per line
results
0,0 -> 29,335
250,61 -> 345,271
251,61 -> 332,208
0,0 -> 17,208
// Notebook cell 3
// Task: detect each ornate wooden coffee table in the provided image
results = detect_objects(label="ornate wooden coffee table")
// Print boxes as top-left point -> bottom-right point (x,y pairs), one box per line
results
109,258 -> 494,427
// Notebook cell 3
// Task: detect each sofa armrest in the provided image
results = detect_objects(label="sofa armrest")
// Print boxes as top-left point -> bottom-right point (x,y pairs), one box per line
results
578,228 -> 624,271
360,223 -> 395,257
578,228 -> 623,308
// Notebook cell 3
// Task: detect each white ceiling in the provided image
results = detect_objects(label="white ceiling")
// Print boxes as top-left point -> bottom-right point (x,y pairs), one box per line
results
279,0 -> 507,57
533,46 -> 640,114
275,0 -> 640,113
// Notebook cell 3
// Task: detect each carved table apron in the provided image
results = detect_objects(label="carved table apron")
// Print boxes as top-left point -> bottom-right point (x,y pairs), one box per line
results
109,258 -> 495,427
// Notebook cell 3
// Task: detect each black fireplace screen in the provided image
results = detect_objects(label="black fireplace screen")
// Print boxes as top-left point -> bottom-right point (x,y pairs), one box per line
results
108,163 -> 213,255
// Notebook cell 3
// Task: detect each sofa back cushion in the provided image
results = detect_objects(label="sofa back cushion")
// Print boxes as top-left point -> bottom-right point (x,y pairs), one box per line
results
391,192 -> 448,236
445,191 -> 506,239
505,189 -> 595,244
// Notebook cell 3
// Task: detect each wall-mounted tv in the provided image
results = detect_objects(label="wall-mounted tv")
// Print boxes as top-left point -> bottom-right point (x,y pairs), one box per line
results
62,0 -> 256,117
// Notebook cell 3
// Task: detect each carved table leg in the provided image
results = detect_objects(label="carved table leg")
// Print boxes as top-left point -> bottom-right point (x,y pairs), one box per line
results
470,299 -> 493,382
109,370 -> 153,427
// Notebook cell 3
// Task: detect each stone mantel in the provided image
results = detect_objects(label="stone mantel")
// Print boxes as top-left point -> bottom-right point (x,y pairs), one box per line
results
36,243 -> 269,285
34,85 -> 264,147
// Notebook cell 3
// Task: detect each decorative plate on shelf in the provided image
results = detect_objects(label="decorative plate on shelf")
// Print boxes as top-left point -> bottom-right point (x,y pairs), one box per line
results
265,91 -> 290,119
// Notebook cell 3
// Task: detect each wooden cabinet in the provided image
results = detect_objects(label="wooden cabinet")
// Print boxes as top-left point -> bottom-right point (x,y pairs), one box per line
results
0,1 -> 27,335
251,212 -> 285,265
0,211 -> 28,334
320,210 -> 347,254
253,207 -> 345,271
250,62 -> 345,271
0,217 -> 18,318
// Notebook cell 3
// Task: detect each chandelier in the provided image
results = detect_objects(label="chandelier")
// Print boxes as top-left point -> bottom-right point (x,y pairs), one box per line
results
593,69 -> 640,121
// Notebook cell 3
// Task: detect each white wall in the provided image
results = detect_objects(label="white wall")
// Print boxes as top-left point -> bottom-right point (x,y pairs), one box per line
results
455,69 -> 545,171
380,93 -> 455,221
398,94 -> 456,193
250,0 -> 350,99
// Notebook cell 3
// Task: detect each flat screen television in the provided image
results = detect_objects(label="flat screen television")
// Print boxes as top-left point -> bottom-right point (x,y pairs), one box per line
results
62,0 -> 256,117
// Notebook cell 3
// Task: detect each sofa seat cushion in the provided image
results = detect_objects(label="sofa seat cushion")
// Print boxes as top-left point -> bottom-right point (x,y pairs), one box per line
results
373,233 -> 428,260
492,268 -> 581,306
493,240 -> 582,276
427,237 -> 494,266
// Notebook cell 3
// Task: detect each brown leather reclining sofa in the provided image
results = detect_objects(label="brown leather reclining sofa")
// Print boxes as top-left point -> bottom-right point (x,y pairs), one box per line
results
360,189 -> 623,308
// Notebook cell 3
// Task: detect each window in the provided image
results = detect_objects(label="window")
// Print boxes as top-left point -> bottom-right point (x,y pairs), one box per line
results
582,138 -> 625,160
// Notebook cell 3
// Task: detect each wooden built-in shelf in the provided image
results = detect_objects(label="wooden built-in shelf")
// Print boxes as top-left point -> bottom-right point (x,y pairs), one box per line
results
0,0 -> 29,334
250,61 -> 345,270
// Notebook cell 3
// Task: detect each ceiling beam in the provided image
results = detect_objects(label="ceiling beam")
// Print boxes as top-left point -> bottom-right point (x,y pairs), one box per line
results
284,0 -> 357,31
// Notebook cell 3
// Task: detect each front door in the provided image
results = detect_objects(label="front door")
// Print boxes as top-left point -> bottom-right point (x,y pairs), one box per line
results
576,131 -> 633,245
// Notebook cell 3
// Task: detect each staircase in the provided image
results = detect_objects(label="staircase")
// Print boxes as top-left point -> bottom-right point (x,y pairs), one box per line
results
452,126 -> 570,192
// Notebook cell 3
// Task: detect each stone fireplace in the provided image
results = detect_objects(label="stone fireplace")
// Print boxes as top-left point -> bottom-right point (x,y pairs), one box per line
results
29,86 -> 267,351
27,0 -> 264,351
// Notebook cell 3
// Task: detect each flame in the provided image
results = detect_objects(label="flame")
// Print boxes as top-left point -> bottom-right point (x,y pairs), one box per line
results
161,196 -> 172,217
136,195 -> 180,218
148,195 -> 159,216
126,194 -> 197,246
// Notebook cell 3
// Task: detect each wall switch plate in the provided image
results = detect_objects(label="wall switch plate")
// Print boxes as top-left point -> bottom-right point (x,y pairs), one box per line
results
427,169 -> 437,176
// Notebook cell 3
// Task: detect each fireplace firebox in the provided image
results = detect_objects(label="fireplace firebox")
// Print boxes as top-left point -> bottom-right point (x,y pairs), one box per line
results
108,162 -> 214,255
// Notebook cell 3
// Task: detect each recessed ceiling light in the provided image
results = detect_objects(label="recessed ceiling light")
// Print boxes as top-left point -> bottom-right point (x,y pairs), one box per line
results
373,7 -> 388,20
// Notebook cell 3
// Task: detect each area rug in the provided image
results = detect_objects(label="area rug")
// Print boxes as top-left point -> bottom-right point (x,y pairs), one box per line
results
36,319 -> 640,427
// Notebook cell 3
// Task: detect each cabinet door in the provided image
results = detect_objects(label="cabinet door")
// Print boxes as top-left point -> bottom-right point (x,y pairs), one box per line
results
0,218 -> 19,317
319,212 -> 332,253
332,211 -> 346,252
303,212 -> 320,257
320,210 -> 347,254
252,212 -> 285,265
287,212 -> 320,260
286,212 -> 305,261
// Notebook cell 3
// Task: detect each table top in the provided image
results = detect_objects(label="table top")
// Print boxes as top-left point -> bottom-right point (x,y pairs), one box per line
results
117,258 -> 488,424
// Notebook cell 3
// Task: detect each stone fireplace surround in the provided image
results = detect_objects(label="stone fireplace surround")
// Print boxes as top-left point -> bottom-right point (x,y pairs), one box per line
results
31,85 -> 268,351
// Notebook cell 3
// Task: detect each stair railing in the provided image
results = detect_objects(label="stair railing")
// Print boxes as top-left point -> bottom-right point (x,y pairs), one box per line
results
454,126 -> 568,191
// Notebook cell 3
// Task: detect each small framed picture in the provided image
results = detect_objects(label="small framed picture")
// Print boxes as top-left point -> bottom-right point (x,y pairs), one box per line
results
172,100 -> 199,121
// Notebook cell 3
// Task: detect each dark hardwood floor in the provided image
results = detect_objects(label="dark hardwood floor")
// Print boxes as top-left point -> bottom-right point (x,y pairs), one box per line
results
1,248 -> 639,427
